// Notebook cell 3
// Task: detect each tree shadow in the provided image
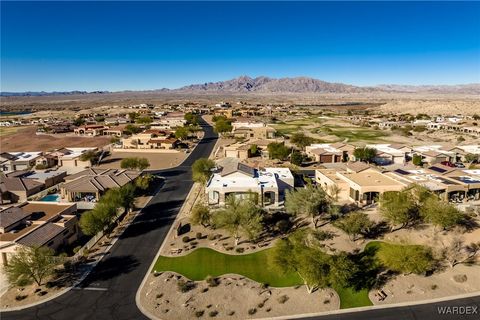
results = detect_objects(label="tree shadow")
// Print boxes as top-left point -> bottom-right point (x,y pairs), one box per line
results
347,244 -> 382,291
364,221 -> 391,239
119,199 -> 184,239
79,255 -> 140,287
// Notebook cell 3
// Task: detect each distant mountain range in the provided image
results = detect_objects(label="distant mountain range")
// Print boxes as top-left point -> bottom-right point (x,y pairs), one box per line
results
2,76 -> 479,96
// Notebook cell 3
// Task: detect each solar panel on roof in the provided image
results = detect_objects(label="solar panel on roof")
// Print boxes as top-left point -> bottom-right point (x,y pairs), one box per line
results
429,166 -> 447,173
394,169 -> 410,175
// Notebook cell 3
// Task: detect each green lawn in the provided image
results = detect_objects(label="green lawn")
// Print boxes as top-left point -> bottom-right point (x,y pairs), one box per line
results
153,247 -> 372,308
334,286 -> 373,309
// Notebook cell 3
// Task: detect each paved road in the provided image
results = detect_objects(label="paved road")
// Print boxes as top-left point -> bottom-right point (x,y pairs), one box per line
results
301,295 -> 480,320
1,118 -> 218,320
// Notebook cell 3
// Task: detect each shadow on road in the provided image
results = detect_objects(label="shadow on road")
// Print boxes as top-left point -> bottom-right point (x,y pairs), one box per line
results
119,199 -> 184,239
80,255 -> 140,287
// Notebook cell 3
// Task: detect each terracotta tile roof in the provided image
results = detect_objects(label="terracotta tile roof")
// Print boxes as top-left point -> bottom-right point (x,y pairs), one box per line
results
0,175 -> 45,192
0,206 -> 31,229
17,222 -> 65,247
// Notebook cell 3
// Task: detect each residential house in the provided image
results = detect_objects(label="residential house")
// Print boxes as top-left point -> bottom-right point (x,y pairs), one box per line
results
206,158 -> 294,208
74,125 -> 108,136
366,144 -> 408,165
0,202 -> 78,265
6,170 -> 67,188
305,143 -> 354,163
232,126 -> 276,140
0,173 -> 45,204
60,168 -> 141,207
316,167 -> 406,205
412,145 -> 455,165
0,152 -> 43,172
122,129 -> 176,149
52,147 -> 98,169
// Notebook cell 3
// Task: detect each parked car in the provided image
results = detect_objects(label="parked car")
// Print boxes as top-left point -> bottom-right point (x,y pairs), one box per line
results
454,162 -> 465,168
441,161 -> 455,167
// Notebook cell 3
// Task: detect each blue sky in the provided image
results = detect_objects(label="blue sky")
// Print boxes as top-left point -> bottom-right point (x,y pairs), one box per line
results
1,1 -> 479,91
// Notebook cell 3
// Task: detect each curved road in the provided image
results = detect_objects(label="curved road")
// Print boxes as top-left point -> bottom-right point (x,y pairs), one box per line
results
2,118 -> 479,320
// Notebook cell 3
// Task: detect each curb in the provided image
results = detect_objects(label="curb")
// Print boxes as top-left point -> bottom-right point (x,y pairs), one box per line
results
254,291 -> 480,320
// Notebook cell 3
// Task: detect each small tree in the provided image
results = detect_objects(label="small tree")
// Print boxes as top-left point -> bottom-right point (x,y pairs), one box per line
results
334,211 -> 373,241
290,150 -> 303,166
329,252 -> 359,288
267,142 -> 291,161
5,246 -> 60,286
378,191 -> 418,231
269,230 -> 331,293
378,244 -> 435,275
135,173 -> 154,191
120,157 -> 150,170
441,237 -> 480,268
290,132 -> 314,150
420,197 -> 463,230
136,116 -> 153,125
192,158 -> 215,185
285,184 -> 331,228
214,119 -> 232,135
79,150 -> 99,165
353,147 -> 377,163
175,127 -> 190,140
464,153 -> 478,164
249,144 -> 258,156
412,154 -> 423,166
212,196 -> 263,246
191,204 -> 211,227
184,113 -> 199,125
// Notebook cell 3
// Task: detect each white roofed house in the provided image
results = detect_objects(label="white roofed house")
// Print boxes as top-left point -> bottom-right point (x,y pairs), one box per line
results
0,152 -> 43,172
365,144 -> 408,165
205,158 -> 294,208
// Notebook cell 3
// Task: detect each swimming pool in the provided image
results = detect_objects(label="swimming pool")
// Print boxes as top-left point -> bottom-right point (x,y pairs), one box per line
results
40,194 -> 61,202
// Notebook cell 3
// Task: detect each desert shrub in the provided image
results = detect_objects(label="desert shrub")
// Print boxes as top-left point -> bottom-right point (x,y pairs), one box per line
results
190,241 -> 199,246
227,311 -> 235,316
182,236 -> 190,243
207,234 -> 216,241
195,310 -> 204,318
431,284 -> 438,290
15,294 -> 28,301
209,310 -> 218,317
206,275 -> 219,287
235,247 -> 245,253
324,299 -> 330,304
225,246 -> 234,251
248,308 -> 257,315
277,295 -> 289,304
453,274 -> 467,283
196,232 -> 203,239
257,302 -> 264,308
156,293 -> 163,299
177,280 -> 196,292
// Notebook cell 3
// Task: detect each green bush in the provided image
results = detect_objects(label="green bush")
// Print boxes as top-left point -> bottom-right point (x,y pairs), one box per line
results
182,236 -> 190,243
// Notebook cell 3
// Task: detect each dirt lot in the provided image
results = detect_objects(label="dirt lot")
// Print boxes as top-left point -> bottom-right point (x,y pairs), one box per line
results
140,272 -> 339,320
0,127 -> 110,152
99,151 -> 187,170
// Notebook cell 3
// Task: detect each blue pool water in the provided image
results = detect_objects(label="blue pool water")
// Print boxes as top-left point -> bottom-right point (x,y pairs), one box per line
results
40,194 -> 61,202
